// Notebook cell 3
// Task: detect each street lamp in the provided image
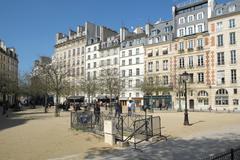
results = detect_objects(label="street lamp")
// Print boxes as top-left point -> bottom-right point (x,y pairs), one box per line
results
181,71 -> 190,126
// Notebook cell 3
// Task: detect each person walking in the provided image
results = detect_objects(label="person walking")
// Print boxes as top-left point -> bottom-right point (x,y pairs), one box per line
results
115,101 -> 121,118
131,101 -> 136,115
94,102 -> 101,124
128,100 -> 132,116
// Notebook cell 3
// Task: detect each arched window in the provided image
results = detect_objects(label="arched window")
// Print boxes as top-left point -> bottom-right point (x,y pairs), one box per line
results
198,90 -> 209,105
215,89 -> 229,105
198,90 -> 208,96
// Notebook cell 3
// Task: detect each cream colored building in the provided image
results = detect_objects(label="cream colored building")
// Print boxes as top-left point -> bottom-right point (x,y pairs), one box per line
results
208,0 -> 240,110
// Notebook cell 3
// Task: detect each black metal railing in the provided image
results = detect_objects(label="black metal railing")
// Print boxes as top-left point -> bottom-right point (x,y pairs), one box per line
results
202,147 -> 240,160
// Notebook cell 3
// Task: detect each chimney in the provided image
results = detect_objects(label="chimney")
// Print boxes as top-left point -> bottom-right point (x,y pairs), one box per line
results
208,0 -> 215,18
145,24 -> 153,36
120,27 -> 128,42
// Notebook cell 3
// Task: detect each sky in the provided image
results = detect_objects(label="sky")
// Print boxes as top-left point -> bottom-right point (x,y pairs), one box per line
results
0,0 -> 229,74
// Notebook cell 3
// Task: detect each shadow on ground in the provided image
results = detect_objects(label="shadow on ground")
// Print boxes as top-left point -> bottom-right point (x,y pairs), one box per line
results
0,107 -> 69,131
84,133 -> 240,160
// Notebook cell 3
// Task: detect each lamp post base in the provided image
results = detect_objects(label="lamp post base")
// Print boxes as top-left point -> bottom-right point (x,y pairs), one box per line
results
184,112 -> 190,125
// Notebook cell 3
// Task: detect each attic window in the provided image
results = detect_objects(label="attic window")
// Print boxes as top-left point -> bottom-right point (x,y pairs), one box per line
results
216,8 -> 223,15
229,5 -> 236,12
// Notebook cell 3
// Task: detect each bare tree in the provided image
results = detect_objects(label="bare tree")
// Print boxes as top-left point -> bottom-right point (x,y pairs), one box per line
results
39,63 -> 70,117
141,77 -> 172,96
77,77 -> 99,104
98,67 -> 121,112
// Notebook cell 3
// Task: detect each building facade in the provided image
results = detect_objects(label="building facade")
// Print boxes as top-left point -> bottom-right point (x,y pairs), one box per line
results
0,40 -> 18,104
208,0 -> 240,110
51,0 -> 240,110
119,27 -> 146,107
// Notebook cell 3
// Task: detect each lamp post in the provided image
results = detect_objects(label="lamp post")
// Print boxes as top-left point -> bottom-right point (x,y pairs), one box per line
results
181,71 -> 190,126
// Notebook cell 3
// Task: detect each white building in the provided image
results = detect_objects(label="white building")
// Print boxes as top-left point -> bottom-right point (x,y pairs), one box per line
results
119,27 -> 146,107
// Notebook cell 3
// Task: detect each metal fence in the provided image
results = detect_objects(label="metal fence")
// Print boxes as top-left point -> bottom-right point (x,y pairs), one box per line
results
71,111 -> 166,148
202,147 -> 240,160
70,111 -> 116,135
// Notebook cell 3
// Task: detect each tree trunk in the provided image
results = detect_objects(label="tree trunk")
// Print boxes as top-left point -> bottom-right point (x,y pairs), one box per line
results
55,91 -> 60,117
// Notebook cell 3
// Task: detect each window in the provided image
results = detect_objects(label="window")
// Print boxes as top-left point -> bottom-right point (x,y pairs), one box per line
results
179,57 -> 185,68
179,17 -> 185,24
217,70 -> 225,84
217,52 -> 224,65
94,46 -> 97,51
77,48 -> 80,55
87,55 -> 90,60
197,24 -> 204,32
217,34 -> 224,46
163,76 -> 168,85
156,61 -> 159,71
136,92 -> 140,97
128,80 -> 133,88
128,50 -> 132,56
136,57 -> 140,64
129,69 -> 132,77
188,40 -> 194,49
122,80 -> 125,88
189,56 -> 193,67
122,51 -> 125,57
148,62 -> 153,72
88,48 -> 90,52
234,89 -> 237,94
229,32 -> 236,44
93,71 -> 96,79
72,49 -> 75,56
188,15 -> 194,22
197,38 -> 204,50
198,55 -> 204,66
215,89 -> 229,105
231,50 -> 236,64
231,69 -> 237,83
93,62 -> 96,68
233,99 -> 239,105
216,22 -> 223,32
107,59 -> 111,65
122,70 -> 125,77
87,72 -> 90,80
94,54 -> 97,58
87,63 -> 90,69
198,72 -> 204,83
229,5 -> 236,12
114,57 -> 118,65
162,48 -> 168,55
187,26 -> 194,35
68,50 -> 71,57
136,79 -> 140,87
179,42 -> 184,50
229,19 -> 235,28
136,48 -> 139,54
122,60 -> 125,66
100,60 -> 104,66
163,60 -> 168,70
197,12 -> 204,20
136,68 -> 140,76
179,28 -> 185,37
129,59 -> 132,65
155,49 -> 159,56
216,8 -> 223,15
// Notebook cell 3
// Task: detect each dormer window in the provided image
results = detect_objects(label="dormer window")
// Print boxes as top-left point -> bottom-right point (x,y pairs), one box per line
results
229,5 -> 236,12
179,17 -> 185,24
188,15 -> 194,22
216,8 -> 223,15
197,12 -> 204,20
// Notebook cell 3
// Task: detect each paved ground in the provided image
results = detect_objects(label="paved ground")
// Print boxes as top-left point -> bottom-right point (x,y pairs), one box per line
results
0,107 -> 240,160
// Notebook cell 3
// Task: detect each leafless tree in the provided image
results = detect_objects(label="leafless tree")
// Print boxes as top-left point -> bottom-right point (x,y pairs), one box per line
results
98,67 -> 122,112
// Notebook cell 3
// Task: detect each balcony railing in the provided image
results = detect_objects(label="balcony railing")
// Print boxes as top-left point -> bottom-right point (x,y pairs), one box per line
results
188,48 -> 194,52
178,49 -> 185,54
197,46 -> 204,50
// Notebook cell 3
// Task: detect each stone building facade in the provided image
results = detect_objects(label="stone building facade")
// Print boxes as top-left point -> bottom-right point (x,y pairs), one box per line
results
0,40 -> 18,104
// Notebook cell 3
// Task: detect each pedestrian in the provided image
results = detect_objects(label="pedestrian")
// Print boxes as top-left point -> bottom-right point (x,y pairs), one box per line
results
128,100 -> 132,116
2,101 -> 9,117
131,101 -> 136,115
18,100 -> 22,111
94,102 -> 101,123
115,101 -> 121,117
